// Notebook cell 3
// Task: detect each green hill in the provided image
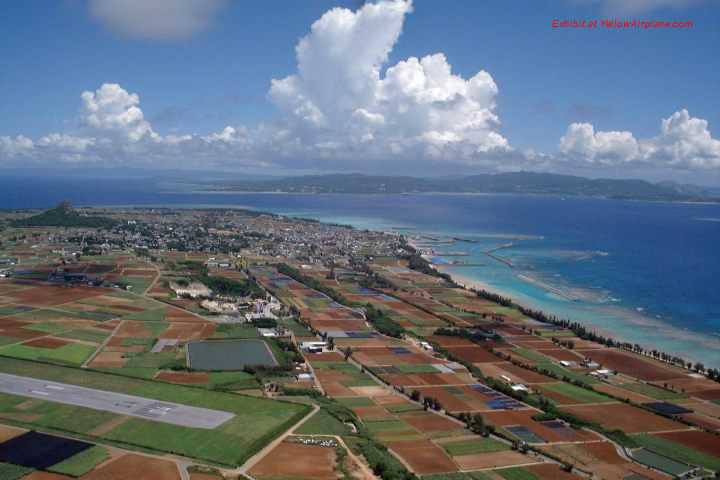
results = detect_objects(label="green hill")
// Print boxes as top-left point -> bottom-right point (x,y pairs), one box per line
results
12,201 -> 118,228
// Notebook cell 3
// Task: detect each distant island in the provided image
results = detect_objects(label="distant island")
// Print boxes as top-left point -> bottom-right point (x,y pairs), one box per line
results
11,201 -> 118,228
202,172 -> 720,202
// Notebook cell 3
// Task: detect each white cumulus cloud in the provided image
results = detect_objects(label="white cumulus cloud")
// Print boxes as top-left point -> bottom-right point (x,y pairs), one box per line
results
268,0 -> 510,164
81,83 -> 157,142
559,109 -> 720,169
0,135 -> 34,158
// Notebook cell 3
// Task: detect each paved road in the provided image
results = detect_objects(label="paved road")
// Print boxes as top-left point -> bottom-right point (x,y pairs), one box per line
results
0,372 -> 234,429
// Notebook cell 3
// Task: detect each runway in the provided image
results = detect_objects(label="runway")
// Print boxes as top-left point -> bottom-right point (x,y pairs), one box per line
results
0,372 -> 234,429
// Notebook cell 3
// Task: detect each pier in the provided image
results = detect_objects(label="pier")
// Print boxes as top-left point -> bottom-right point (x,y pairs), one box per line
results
484,242 -> 514,267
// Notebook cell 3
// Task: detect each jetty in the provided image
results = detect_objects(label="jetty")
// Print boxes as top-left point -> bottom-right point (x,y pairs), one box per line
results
484,242 -> 514,267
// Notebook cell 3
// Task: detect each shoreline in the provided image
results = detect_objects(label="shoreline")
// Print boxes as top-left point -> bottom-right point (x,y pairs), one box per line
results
430,259 -> 720,368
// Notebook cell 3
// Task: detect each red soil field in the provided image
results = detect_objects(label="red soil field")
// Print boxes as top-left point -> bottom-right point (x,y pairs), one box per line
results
527,463 -> 583,480
581,441 -> 627,464
155,371 -> 210,384
536,348 -> 584,362
116,321 -> 157,338
160,322 -> 215,340
483,410 -> 598,443
414,386 -> 473,412
684,401 -> 720,418
662,375 -> 720,393
445,346 -> 499,363
315,369 -> 351,383
323,382 -> 358,397
250,441 -> 338,480
688,389 -> 720,401
536,386 -> 583,406
592,383 -> 655,403
10,285 -> 108,307
89,351 -> 126,368
82,454 -> 180,480
353,345 -> 435,362
165,307 -> 203,322
23,337 -> 72,349
679,413 -> 720,431
453,451 -> 531,470
399,412 -> 463,432
388,439 -> 457,474
0,317 -> 46,340
577,349 -> 683,382
306,352 -> 344,361
656,430 -> 720,457
382,373 -> 471,387
0,424 -> 25,443
561,403 -> 683,433
425,335 -> 476,347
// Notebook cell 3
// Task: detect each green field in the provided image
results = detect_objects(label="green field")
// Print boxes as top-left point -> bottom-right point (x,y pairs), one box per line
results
619,383 -> 688,400
207,371 -> 258,389
0,462 -> 32,480
364,419 -> 414,434
57,328 -> 110,343
512,347 -> 550,363
0,343 -> 97,366
295,408 -> 352,436
630,448 -> 693,476
424,472 -> 493,480
386,403 -> 423,413
395,364 -> 441,373
540,383 -> 613,404
632,434 -> 720,470
535,363 -> 599,385
442,438 -> 509,456
336,397 -> 374,407
0,357 -> 310,466
211,324 -> 260,339
49,446 -> 109,477
496,467 -> 538,480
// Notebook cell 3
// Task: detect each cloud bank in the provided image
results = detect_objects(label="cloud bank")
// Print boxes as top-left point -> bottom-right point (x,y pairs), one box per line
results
2,0 -> 719,177
560,110 -> 720,169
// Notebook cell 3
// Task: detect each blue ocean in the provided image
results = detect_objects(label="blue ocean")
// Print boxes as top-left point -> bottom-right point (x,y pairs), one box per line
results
2,175 -> 720,366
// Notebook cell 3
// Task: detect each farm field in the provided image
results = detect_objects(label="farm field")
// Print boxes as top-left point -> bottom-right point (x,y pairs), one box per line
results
249,438 -> 347,480
4,215 -> 717,480
561,402 -> 688,433
0,357 -> 309,466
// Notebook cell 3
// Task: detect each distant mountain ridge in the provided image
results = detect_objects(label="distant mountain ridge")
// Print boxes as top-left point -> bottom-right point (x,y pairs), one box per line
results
207,172 -> 719,201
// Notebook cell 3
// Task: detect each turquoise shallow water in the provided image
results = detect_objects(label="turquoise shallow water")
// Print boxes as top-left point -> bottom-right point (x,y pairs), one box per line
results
1,176 -> 719,366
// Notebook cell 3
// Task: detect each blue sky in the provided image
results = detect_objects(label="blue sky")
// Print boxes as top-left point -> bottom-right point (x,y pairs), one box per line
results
1,0 -> 719,182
